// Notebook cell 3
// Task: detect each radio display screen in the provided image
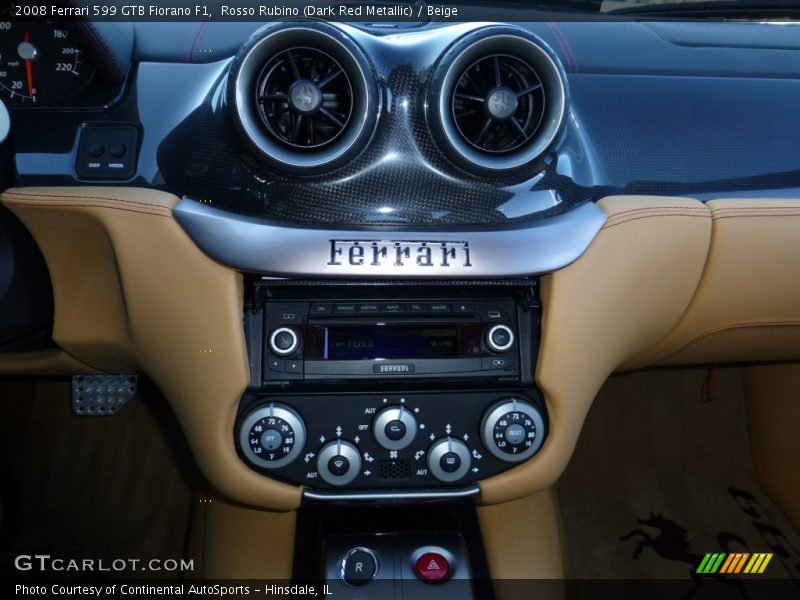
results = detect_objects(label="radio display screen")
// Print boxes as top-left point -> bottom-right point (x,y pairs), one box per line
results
305,323 -> 484,361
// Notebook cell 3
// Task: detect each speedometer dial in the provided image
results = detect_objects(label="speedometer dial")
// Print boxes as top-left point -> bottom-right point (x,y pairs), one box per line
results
0,9 -> 94,105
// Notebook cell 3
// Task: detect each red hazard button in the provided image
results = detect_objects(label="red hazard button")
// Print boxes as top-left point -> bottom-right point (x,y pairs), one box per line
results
415,551 -> 450,582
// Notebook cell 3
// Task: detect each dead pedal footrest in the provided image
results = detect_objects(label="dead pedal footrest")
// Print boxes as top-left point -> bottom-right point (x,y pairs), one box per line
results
71,375 -> 137,416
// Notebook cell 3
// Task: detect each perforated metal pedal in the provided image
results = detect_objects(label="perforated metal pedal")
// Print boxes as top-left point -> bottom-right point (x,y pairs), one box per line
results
71,375 -> 137,416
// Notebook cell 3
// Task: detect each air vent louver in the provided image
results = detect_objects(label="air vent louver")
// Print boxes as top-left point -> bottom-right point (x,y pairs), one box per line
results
256,48 -> 352,150
452,55 -> 545,154
428,27 -> 567,176
231,24 -> 379,173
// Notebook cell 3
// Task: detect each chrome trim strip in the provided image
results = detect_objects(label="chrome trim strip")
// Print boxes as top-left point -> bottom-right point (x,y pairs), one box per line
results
303,485 -> 481,502
173,199 -> 606,278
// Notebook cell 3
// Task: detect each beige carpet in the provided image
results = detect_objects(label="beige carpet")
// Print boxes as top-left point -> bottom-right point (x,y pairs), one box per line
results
0,378 -> 197,578
558,367 -> 800,585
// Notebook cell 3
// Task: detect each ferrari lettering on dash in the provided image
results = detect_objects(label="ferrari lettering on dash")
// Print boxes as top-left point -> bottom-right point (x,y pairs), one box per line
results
327,240 -> 473,269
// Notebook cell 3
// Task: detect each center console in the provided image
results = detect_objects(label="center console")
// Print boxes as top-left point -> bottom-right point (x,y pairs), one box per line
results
236,280 -> 547,499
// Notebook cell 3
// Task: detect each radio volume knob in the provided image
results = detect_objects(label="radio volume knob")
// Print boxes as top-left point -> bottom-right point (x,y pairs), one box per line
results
427,437 -> 471,482
317,440 -> 362,486
373,405 -> 417,450
238,403 -> 306,469
480,398 -> 546,463
269,327 -> 300,356
485,324 -> 514,353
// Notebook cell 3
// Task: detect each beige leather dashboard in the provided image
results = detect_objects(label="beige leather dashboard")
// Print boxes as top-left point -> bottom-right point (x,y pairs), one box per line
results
1,187 -> 301,510
626,199 -> 800,367
2,187 -> 798,509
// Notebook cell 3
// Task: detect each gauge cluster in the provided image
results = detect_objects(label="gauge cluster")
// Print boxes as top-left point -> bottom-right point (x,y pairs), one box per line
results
0,4 -> 96,106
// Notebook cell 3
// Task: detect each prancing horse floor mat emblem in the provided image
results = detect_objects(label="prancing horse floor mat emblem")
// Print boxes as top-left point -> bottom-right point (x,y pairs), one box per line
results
620,512 -> 749,598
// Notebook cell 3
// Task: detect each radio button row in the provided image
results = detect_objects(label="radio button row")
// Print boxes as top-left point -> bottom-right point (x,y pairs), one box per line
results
334,303 -> 358,314
482,356 -> 516,371
310,303 -> 332,315
265,355 -> 302,381
478,306 -> 506,321
285,360 -> 303,374
427,303 -> 450,313
309,302 -> 481,316
269,305 -> 307,326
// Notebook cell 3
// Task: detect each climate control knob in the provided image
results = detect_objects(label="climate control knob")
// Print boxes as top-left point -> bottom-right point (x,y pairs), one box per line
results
317,439 -> 362,486
239,403 -> 306,469
427,437 -> 471,482
480,398 -> 545,462
373,405 -> 417,450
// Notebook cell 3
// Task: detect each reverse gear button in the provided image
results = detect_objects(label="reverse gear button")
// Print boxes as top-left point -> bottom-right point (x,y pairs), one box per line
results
340,547 -> 378,586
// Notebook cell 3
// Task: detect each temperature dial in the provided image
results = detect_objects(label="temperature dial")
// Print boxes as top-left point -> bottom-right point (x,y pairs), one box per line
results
481,398 -> 545,463
427,437 -> 471,482
373,405 -> 417,450
238,403 -> 306,469
317,439 -> 362,486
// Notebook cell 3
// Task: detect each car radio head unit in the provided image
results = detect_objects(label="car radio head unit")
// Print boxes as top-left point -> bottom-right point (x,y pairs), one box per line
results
245,287 -> 537,386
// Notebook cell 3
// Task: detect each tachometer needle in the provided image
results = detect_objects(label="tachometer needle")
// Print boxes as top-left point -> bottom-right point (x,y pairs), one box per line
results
23,32 -> 34,98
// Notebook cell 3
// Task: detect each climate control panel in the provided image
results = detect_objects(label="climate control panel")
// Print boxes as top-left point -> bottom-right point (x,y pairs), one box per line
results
235,390 -> 547,490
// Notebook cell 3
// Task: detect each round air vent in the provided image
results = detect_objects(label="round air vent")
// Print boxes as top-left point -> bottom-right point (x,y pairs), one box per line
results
231,23 -> 379,173
427,27 -> 567,176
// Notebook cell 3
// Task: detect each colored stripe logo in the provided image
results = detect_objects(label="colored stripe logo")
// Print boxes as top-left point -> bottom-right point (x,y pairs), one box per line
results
696,553 -> 773,574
